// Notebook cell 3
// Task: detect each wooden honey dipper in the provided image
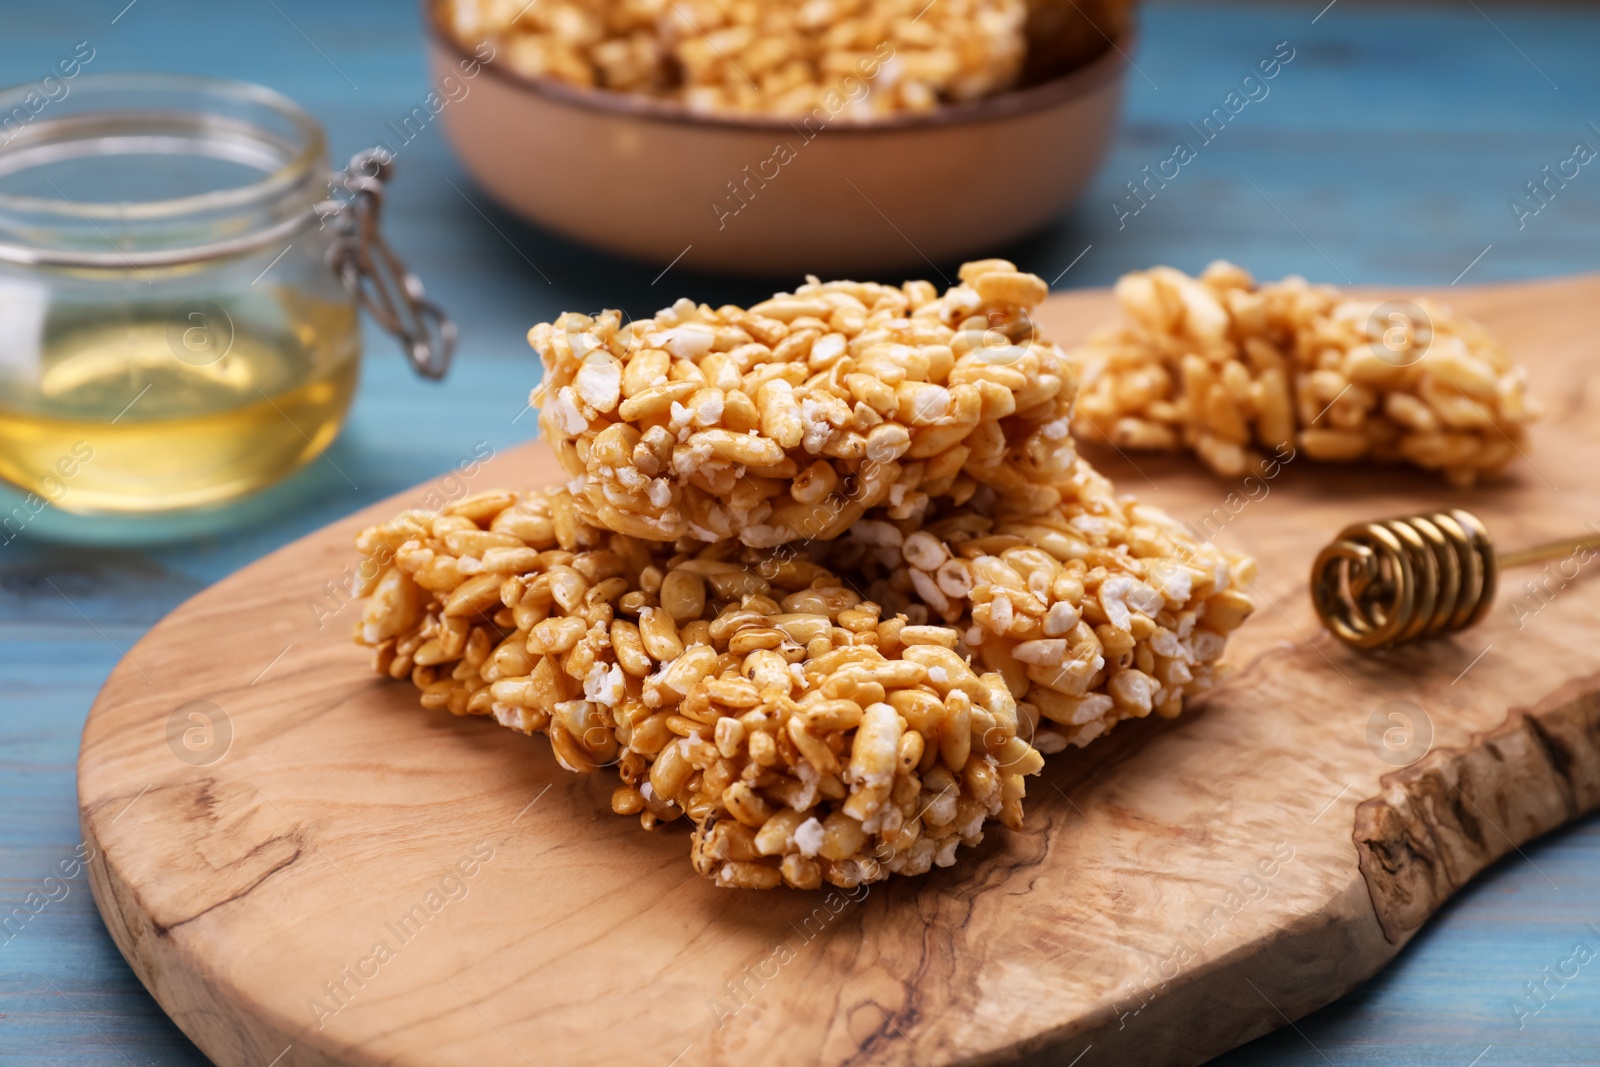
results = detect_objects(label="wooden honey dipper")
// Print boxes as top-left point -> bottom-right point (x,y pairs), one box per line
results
1311,509 -> 1600,650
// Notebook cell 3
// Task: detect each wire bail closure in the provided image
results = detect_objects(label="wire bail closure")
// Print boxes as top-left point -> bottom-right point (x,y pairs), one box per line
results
319,149 -> 456,381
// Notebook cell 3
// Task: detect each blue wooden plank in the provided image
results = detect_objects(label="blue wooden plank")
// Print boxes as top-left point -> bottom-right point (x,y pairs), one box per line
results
1,0 -> 1598,1064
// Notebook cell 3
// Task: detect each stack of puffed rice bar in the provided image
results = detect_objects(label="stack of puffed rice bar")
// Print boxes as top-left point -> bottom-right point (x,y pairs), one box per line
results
355,260 -> 1256,890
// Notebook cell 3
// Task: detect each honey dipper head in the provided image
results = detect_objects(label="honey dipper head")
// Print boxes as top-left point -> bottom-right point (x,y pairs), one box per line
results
1311,509 -> 1498,650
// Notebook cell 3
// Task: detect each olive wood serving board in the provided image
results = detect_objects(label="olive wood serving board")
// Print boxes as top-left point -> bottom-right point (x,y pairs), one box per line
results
79,274 -> 1600,1067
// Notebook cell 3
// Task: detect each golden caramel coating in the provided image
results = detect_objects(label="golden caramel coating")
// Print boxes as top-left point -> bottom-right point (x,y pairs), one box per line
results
353,468 -> 1256,887
355,487 -> 1044,890
822,455 -> 1255,751
1070,262 -> 1539,486
531,260 -> 1077,547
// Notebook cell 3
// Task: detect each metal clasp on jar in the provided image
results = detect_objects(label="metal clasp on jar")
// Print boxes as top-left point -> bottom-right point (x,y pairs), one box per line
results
317,149 -> 457,381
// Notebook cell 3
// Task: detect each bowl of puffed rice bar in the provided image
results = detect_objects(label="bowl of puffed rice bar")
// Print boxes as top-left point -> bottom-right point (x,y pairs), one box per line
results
424,0 -> 1134,273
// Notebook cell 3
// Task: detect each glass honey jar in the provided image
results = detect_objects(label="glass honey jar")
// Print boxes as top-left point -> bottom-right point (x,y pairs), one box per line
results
0,73 -> 452,541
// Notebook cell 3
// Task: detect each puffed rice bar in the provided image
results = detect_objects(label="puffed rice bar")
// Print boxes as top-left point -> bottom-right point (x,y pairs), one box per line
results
354,486 -> 1045,890
440,0 -> 1029,117
531,259 -> 1079,548
823,454 -> 1256,752
1070,262 -> 1539,486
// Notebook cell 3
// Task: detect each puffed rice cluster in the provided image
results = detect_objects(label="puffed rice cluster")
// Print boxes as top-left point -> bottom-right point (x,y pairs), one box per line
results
827,454 -> 1255,750
356,487 -> 1047,890
438,0 -> 1126,117
1070,262 -> 1539,486
357,263 -> 1256,890
532,260 -> 1076,548
354,482 -> 1250,889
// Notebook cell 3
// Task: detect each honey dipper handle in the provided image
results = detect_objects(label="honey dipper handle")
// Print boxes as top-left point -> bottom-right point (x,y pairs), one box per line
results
1497,531 -> 1600,570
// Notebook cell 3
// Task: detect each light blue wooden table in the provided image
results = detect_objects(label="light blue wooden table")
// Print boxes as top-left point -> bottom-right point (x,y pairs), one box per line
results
2,1 -> 1598,1063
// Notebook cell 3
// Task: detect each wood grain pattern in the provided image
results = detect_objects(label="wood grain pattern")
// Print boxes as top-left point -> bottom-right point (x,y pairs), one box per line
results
1355,675 -> 1600,944
78,274 -> 1600,1067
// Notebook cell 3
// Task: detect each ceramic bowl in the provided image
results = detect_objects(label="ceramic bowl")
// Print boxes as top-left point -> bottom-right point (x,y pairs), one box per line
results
427,14 -> 1130,275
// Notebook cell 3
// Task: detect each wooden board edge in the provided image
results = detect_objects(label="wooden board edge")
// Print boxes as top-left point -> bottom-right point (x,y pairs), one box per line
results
72,450 -> 571,1067
81,801 -> 331,1067
1354,671 -> 1600,943
996,682 -> 1600,1064
1010,877 -> 1400,1067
